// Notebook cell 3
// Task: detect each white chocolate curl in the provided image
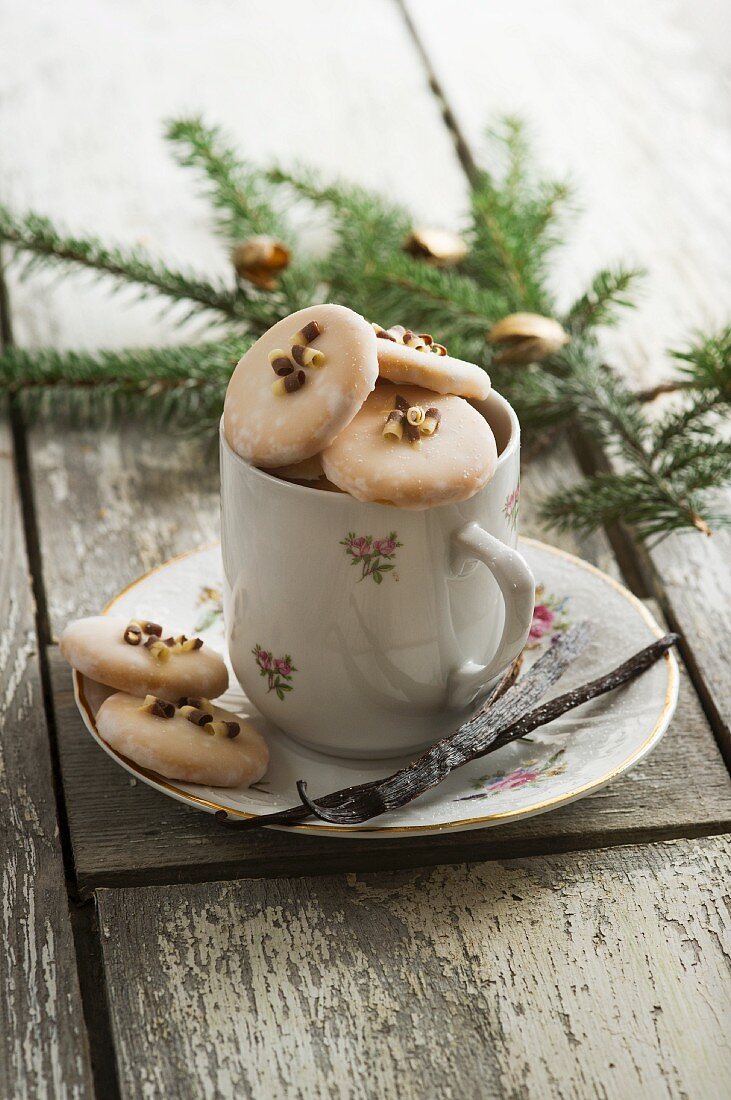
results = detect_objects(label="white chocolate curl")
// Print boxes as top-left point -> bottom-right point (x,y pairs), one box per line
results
382,410 -> 405,441
420,408 -> 442,436
146,640 -> 170,663
292,345 -> 325,368
205,720 -> 230,738
290,320 -> 322,346
271,370 -> 306,396
406,405 -> 426,426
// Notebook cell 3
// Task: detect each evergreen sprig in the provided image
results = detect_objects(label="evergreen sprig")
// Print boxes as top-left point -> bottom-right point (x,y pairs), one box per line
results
0,115 -> 728,539
0,207 -> 251,326
0,340 -> 245,432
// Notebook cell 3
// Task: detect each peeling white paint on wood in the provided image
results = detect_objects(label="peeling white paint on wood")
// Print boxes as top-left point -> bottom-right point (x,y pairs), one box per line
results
0,415 -> 92,1099
98,837 -> 731,1100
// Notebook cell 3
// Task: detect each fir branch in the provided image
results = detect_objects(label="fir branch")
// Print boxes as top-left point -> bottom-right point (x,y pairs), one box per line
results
662,442 -> 731,490
166,116 -> 287,243
672,326 -> 731,396
0,341 -> 244,429
541,472 -> 722,539
336,252 -> 506,361
563,266 -> 643,336
265,164 -> 411,247
0,205 -> 255,327
462,118 -> 571,312
165,117 -> 319,313
651,391 -> 721,454
266,163 -> 414,313
551,345 -> 651,462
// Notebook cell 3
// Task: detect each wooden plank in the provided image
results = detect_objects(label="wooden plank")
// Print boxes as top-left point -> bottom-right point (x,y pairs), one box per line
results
30,426 -> 220,638
404,0 -> 731,764
97,836 -> 731,1100
648,527 -> 731,765
0,411 -> 92,1098
49,598 -> 731,893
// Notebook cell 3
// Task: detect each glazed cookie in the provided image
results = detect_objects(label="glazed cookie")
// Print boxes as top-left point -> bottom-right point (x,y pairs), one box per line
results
263,453 -> 324,483
224,304 -> 379,468
373,324 -> 491,400
96,692 -> 269,788
322,383 -> 498,510
60,616 -> 229,702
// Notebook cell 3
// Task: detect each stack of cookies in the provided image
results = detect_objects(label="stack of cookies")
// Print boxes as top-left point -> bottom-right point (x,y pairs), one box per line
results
61,616 -> 268,788
223,304 -> 497,510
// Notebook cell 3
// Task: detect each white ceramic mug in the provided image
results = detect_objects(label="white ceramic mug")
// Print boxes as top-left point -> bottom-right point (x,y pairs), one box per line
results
220,389 -> 535,758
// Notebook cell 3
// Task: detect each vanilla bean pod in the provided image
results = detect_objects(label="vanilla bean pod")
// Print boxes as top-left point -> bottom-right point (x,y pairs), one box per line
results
298,633 -> 677,822
219,622 -> 591,830
301,632 -> 677,824
485,632 -> 678,756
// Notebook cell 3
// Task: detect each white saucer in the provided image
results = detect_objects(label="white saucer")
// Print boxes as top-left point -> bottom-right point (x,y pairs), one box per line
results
72,539 -> 678,838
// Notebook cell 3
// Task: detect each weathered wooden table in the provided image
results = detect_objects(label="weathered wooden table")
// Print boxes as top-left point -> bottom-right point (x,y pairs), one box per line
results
2,2 -> 730,1097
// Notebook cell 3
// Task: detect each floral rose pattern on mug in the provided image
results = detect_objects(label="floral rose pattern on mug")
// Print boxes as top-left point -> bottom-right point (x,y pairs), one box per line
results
252,644 -> 297,700
503,483 -> 520,531
340,531 -> 402,584
528,584 -> 570,649
456,748 -> 567,802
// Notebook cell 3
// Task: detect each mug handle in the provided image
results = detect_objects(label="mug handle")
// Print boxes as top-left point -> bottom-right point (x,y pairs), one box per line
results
447,521 -> 535,709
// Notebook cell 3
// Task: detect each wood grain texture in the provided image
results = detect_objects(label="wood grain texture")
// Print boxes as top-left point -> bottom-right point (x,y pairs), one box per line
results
648,530 -> 731,764
97,835 -> 731,1100
49,611 -> 731,893
0,412 -> 92,1099
31,426 -> 220,638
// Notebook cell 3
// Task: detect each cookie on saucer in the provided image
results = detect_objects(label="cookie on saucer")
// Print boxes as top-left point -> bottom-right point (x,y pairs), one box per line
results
322,383 -> 498,510
96,692 -> 268,788
224,304 -> 378,469
60,616 -> 228,702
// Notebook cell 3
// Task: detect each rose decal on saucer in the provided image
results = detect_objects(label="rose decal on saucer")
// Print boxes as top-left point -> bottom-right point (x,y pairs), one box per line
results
340,531 -> 402,584
252,644 -> 297,700
456,749 -> 568,802
528,584 -> 571,649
